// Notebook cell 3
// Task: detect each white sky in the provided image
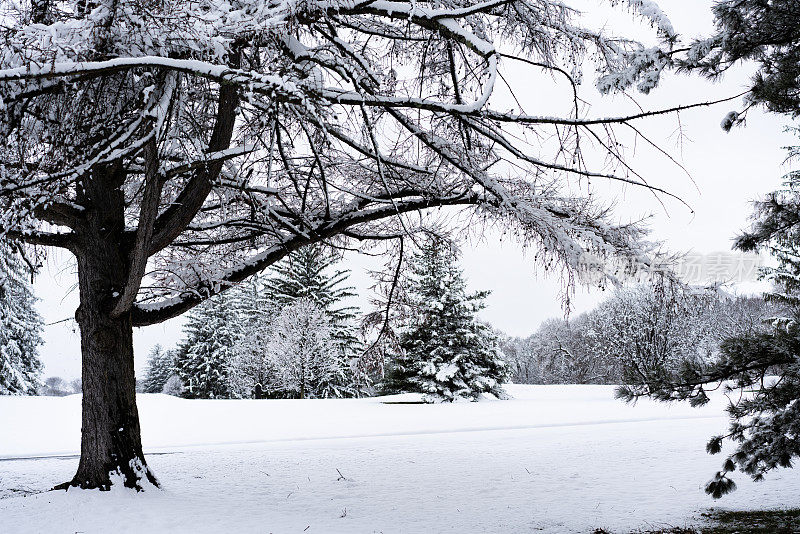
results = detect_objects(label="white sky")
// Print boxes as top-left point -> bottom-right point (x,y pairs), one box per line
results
32,0 -> 796,379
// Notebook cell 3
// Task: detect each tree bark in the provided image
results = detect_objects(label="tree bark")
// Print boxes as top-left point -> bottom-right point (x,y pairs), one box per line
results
56,166 -> 157,491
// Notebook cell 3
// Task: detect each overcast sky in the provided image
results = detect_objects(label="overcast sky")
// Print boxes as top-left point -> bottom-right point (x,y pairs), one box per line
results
32,0 -> 797,379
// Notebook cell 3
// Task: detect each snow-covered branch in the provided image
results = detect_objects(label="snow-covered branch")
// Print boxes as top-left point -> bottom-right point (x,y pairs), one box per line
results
0,0 -> 688,324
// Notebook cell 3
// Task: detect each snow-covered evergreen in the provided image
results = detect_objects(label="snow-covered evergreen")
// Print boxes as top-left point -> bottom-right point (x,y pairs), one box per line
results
141,345 -> 177,394
0,243 -> 44,395
384,240 -> 507,402
264,245 -> 361,395
227,276 -> 279,399
264,299 -> 347,399
175,291 -> 238,399
173,263 -> 361,400
265,245 -> 359,349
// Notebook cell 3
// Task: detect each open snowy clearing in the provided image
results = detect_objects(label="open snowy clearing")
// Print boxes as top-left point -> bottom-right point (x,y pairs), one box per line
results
2,385 -> 800,533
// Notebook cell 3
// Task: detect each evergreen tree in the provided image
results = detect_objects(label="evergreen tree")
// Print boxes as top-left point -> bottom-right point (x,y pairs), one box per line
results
265,244 -> 358,334
264,298 -> 346,399
175,290 -> 238,399
265,245 -> 354,309
264,244 -> 360,394
0,243 -> 44,395
141,345 -> 177,394
618,133 -> 800,497
678,0 -> 800,118
384,239 -> 508,402
227,275 -> 279,399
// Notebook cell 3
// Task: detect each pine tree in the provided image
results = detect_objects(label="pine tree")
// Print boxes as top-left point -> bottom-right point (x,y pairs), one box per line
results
618,132 -> 800,497
265,244 -> 358,335
607,1 -> 800,123
264,244 -> 360,395
141,345 -> 176,394
0,243 -> 44,395
384,239 -> 508,402
175,290 -> 238,399
678,0 -> 800,118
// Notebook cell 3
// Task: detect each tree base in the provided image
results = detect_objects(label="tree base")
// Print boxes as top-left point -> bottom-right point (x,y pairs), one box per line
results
52,458 -> 159,492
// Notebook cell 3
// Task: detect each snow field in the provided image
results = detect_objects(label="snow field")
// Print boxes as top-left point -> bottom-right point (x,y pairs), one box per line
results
2,385 -> 800,533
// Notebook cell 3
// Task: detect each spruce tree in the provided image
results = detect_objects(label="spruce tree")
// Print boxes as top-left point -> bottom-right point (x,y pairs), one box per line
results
0,243 -> 44,395
264,244 -> 360,395
175,290 -> 238,399
384,239 -> 508,402
141,345 -> 176,394
265,245 -> 357,331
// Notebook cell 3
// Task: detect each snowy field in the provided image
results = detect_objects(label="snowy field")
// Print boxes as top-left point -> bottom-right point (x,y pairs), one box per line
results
2,385 -> 800,533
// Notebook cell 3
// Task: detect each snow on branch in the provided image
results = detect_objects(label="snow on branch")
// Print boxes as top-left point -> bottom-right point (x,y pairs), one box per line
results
0,0 -> 696,321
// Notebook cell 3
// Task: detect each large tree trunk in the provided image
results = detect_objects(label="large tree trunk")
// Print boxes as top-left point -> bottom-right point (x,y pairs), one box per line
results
57,166 -> 157,491
68,298 -> 155,490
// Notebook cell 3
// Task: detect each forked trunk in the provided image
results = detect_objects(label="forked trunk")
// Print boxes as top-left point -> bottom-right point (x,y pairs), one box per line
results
56,167 -> 157,491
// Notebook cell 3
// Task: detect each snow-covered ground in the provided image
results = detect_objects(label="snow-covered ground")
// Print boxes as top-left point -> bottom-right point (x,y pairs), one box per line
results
1,385 -> 799,533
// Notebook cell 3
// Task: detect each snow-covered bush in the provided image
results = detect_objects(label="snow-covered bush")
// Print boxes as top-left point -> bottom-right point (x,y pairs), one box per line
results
160,375 -> 184,397
40,376 -> 70,397
585,284 -> 712,382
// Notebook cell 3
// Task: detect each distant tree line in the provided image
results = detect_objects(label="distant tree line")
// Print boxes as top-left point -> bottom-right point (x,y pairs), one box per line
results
499,286 -> 779,386
39,376 -> 82,397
